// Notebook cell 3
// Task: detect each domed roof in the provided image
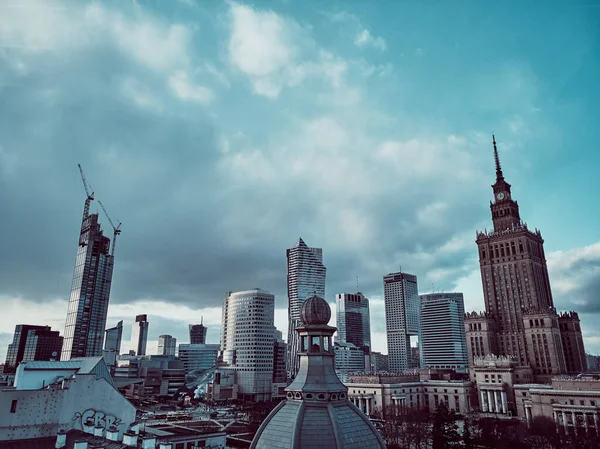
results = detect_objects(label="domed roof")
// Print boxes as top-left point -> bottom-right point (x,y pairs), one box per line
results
250,399 -> 386,449
300,295 -> 331,325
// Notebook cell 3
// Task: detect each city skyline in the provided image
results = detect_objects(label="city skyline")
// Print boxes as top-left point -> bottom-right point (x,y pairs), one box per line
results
1,0 -> 600,359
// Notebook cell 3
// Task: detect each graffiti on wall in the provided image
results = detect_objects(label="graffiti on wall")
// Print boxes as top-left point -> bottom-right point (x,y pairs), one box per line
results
72,408 -> 122,430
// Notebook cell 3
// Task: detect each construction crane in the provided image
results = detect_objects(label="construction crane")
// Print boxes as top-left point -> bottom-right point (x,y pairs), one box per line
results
78,164 -> 95,247
98,200 -> 122,257
78,164 -> 94,219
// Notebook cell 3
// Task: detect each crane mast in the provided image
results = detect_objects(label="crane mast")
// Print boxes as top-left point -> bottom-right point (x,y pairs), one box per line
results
77,164 -> 95,247
78,164 -> 94,219
98,200 -> 122,257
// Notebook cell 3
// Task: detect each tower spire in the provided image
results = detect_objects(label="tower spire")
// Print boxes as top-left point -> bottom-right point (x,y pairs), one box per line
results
493,134 -> 504,181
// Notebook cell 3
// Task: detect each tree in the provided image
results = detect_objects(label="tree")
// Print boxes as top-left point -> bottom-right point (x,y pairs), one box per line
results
432,402 -> 460,449
463,417 -> 474,449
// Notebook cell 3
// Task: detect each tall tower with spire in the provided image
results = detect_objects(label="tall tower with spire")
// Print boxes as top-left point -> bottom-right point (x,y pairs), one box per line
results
466,136 -> 575,381
286,238 -> 326,378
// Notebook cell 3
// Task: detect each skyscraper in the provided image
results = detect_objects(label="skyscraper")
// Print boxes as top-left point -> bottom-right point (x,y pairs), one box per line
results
158,334 -> 177,356
61,212 -> 114,360
383,271 -> 420,373
466,136 -> 586,381
189,323 -> 207,344
102,320 -> 123,370
5,325 -> 63,373
286,237 -> 326,377
419,293 -> 468,371
220,289 -> 275,402
131,314 -> 149,356
335,292 -> 371,352
335,292 -> 371,372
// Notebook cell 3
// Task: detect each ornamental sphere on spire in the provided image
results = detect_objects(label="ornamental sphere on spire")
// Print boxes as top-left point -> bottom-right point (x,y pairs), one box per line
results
300,295 -> 331,325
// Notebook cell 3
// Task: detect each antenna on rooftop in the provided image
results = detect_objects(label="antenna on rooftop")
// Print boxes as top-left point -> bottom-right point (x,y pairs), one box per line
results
356,275 -> 359,293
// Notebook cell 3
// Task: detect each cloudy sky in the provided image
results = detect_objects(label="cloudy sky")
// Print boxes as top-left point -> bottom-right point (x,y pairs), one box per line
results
1,0 -> 599,359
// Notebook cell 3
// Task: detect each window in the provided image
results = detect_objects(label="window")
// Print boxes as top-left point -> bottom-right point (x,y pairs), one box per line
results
10,400 -> 17,413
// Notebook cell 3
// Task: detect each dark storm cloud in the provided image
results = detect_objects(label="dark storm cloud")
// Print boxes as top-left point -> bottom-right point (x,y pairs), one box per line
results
554,257 -> 600,314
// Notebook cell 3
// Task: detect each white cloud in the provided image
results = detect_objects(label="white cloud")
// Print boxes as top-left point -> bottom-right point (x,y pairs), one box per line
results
227,2 -> 350,98
354,29 -> 387,52
168,71 -> 214,104
119,77 -> 164,113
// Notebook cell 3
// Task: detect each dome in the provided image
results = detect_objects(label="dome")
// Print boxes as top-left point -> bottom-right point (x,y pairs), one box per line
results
250,399 -> 386,449
300,295 -> 331,325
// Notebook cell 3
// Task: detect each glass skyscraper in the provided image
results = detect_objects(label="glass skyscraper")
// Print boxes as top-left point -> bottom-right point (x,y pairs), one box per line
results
286,237 -> 326,377
62,211 -> 114,360
5,325 -> 63,373
102,320 -> 123,371
419,293 -> 468,371
383,271 -> 420,373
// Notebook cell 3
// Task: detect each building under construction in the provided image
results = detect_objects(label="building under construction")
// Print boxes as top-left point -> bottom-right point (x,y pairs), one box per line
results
61,165 -> 121,360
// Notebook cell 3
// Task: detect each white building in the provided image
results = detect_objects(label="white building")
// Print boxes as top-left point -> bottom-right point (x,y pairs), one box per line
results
384,272 -> 421,373
0,357 -> 136,442
178,343 -> 220,373
420,293 -> 469,371
220,289 -> 275,402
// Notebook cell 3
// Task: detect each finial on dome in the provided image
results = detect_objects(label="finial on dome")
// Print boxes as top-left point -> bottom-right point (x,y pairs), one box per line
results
300,295 -> 331,325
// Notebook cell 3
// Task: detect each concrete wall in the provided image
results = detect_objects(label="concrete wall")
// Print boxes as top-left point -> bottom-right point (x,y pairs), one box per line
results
0,374 -> 136,441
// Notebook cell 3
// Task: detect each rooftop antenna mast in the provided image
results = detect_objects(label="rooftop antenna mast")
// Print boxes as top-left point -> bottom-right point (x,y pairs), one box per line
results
356,275 -> 359,293
77,164 -> 95,247
98,200 -> 122,257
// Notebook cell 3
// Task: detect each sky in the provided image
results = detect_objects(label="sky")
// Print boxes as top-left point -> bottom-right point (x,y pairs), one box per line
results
0,0 -> 599,359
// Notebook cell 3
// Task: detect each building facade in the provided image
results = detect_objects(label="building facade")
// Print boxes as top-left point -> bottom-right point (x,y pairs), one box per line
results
559,312 -> 587,374
465,136 -> 586,382
384,271 -> 420,373
272,329 -> 287,383
220,289 -> 275,402
286,237 -> 326,378
189,323 -> 207,344
102,320 -> 123,372
336,292 -> 371,369
334,342 -> 367,375
345,375 -> 473,418
178,343 -> 220,373
61,210 -> 114,360
157,334 -> 176,356
4,325 -> 63,374
514,375 -> 600,434
420,293 -> 468,371
130,314 -> 149,356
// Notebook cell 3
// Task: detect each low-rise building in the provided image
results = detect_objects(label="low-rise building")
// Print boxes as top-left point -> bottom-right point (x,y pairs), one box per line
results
113,355 -> 185,401
178,343 -> 219,374
0,357 -> 136,442
345,372 -> 473,418
514,375 -> 600,434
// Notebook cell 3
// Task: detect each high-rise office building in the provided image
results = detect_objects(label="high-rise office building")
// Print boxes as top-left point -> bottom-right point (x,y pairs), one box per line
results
178,343 -> 220,373
130,314 -> 149,356
102,320 -> 123,370
383,271 -> 420,373
61,207 -> 114,360
286,237 -> 326,377
5,325 -> 63,373
335,292 -> 371,365
189,323 -> 207,344
419,293 -> 468,371
158,334 -> 177,356
220,289 -> 275,402
272,328 -> 287,383
465,136 -> 586,381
